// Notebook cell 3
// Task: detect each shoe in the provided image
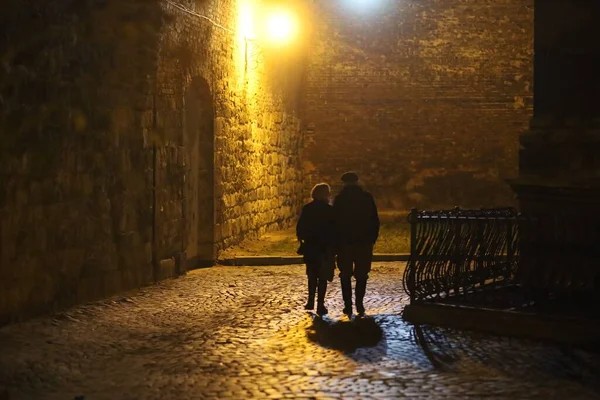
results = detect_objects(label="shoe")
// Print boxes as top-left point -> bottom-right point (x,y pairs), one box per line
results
356,303 -> 365,316
305,301 -> 315,310
343,305 -> 353,317
316,304 -> 328,316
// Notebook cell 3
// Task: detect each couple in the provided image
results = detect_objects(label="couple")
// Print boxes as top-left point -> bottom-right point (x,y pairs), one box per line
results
296,172 -> 380,317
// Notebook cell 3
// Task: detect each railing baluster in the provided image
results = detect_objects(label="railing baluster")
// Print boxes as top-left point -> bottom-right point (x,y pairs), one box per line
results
404,207 -> 520,307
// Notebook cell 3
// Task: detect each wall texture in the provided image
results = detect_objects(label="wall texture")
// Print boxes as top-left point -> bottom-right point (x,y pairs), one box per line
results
158,0 -> 307,257
0,0 -> 163,323
302,0 -> 534,209
0,0 -> 306,322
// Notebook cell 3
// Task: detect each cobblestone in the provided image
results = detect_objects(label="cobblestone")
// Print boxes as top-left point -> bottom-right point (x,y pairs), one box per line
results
1,263 -> 599,399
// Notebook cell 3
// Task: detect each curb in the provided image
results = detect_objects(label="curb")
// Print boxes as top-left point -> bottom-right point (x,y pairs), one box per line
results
403,302 -> 600,346
218,254 -> 410,266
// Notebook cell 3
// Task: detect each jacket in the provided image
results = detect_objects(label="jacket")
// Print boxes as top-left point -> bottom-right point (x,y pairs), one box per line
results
333,185 -> 380,245
296,199 -> 336,257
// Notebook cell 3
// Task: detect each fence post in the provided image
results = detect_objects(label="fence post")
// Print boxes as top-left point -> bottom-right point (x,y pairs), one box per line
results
477,214 -> 485,293
453,207 -> 461,298
409,208 -> 417,303
506,215 -> 514,284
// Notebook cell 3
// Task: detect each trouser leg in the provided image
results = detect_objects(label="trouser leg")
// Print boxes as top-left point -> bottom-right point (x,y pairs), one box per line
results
355,279 -> 367,314
337,246 -> 354,313
354,243 -> 373,315
340,276 -> 352,308
307,276 -> 317,306
317,279 -> 328,306
316,279 -> 328,316
305,262 -> 318,309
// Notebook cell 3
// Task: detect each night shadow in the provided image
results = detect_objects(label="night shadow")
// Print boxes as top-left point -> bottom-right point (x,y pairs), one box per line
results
411,324 -> 600,391
306,315 -> 384,356
411,324 -> 460,372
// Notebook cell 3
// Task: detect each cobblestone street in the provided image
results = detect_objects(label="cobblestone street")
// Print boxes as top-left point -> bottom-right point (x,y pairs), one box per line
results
1,263 -> 599,399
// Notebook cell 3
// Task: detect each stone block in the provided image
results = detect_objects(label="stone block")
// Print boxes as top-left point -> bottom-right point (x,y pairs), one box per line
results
157,257 -> 176,281
76,275 -> 104,304
0,285 -> 29,322
82,241 -> 119,276
103,270 -> 123,296
0,217 -> 16,265
121,267 -> 141,290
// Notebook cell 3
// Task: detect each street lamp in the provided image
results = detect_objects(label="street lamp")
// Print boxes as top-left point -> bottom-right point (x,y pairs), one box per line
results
264,8 -> 299,45
236,0 -> 305,79
343,0 -> 388,12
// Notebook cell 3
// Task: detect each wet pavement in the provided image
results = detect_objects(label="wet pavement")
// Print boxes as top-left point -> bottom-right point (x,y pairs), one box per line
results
0,263 -> 599,399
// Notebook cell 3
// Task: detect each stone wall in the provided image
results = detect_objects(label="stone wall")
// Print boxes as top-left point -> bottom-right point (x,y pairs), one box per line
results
0,0 -> 162,323
0,0 -> 306,322
158,0 -> 307,258
302,0 -> 534,210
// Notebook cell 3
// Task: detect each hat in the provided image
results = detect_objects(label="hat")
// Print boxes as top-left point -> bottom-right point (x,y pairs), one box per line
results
341,171 -> 359,183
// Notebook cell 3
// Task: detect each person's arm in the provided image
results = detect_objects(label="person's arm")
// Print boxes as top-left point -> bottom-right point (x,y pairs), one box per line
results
370,195 -> 380,244
296,206 -> 307,241
330,196 -> 344,253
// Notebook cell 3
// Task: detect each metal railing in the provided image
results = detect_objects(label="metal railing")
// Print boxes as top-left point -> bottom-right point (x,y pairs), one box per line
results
403,207 -> 600,311
403,207 -> 519,304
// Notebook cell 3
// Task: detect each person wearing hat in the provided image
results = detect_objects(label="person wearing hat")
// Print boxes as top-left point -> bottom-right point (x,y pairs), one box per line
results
333,171 -> 380,317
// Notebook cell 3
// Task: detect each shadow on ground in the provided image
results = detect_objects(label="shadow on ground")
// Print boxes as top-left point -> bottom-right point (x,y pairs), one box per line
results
410,324 -> 600,391
306,315 -> 384,355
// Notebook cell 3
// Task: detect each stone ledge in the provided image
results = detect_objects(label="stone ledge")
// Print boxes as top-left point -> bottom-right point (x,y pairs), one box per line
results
217,253 -> 410,266
185,256 -> 214,270
403,302 -> 600,347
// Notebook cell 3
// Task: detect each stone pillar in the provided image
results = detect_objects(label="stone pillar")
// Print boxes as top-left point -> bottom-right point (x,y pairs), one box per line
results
509,1 -> 600,303
511,1 -> 600,213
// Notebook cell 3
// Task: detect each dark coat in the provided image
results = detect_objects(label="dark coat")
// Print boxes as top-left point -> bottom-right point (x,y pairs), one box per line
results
333,185 -> 380,245
296,199 -> 335,258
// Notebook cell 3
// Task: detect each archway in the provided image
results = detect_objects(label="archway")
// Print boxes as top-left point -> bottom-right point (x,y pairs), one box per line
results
183,77 -> 215,268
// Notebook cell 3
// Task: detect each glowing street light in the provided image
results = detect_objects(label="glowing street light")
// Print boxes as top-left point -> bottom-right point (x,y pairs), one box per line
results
343,0 -> 387,13
263,8 -> 299,45
265,9 -> 298,44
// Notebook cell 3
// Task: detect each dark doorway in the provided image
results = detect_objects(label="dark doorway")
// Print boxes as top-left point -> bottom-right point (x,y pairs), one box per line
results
183,77 -> 215,268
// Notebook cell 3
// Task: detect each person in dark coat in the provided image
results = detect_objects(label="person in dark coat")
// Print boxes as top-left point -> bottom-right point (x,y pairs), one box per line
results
333,172 -> 380,317
296,183 -> 336,316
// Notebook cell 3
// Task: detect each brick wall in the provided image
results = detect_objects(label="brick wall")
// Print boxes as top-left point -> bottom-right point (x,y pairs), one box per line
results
0,0 -> 306,322
302,0 -> 534,210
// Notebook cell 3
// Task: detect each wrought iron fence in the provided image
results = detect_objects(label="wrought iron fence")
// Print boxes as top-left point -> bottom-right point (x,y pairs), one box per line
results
403,207 -> 519,304
403,207 -> 600,311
